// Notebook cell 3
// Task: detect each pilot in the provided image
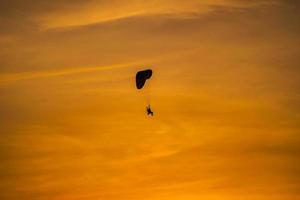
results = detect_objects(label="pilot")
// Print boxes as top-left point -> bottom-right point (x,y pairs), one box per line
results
146,105 -> 154,116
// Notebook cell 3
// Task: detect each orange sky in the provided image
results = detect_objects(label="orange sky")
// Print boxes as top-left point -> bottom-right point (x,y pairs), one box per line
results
0,0 -> 300,200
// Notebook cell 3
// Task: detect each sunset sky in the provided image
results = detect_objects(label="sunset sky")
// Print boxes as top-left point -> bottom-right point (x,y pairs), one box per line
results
0,0 -> 300,199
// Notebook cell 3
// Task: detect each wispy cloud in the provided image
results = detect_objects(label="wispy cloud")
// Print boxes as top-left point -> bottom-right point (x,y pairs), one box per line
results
0,49 -> 198,85
0,62 -> 139,84
41,0 -> 280,29
0,0 -> 280,31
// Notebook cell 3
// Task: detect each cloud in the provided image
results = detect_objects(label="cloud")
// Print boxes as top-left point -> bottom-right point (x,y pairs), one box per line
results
0,62 -> 139,84
0,0 -> 281,32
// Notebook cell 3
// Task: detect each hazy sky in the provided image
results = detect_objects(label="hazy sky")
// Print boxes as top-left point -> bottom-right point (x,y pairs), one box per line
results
0,0 -> 300,200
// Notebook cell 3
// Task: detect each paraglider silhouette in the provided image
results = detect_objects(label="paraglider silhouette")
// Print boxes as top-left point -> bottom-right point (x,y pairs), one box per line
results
136,69 -> 154,116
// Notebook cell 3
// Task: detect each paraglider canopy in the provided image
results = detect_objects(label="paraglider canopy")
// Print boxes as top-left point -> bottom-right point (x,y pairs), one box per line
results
136,69 -> 152,89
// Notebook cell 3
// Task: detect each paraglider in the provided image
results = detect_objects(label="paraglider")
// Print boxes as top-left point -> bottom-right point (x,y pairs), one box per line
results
136,69 -> 154,116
